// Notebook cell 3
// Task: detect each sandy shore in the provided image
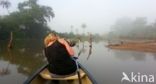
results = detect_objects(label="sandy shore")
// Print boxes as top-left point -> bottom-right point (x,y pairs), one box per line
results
107,40 -> 156,53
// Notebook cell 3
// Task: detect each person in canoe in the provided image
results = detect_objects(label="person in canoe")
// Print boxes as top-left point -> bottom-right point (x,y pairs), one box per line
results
44,33 -> 77,77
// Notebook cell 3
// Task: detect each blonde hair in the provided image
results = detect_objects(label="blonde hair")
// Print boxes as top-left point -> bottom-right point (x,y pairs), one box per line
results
44,33 -> 57,47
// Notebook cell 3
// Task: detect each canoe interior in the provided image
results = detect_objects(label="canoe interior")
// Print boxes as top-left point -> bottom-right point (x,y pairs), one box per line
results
30,69 -> 92,84
40,68 -> 86,80
30,74 -> 92,84
24,63 -> 97,84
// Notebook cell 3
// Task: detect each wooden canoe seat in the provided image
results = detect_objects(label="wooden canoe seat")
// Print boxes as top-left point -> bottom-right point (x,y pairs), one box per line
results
40,69 -> 86,80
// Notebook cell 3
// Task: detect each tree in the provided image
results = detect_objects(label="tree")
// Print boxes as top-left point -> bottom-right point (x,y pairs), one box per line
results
0,0 -> 11,13
17,0 -> 55,38
81,23 -> 87,35
0,0 -> 13,48
0,0 -> 55,40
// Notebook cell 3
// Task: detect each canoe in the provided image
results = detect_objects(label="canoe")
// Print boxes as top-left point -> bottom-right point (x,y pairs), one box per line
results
24,62 -> 97,84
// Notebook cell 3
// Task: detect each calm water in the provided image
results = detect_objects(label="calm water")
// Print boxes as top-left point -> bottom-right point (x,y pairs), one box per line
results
0,40 -> 156,84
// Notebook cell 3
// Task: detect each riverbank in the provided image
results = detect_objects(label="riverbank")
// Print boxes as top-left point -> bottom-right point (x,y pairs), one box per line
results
107,40 -> 156,53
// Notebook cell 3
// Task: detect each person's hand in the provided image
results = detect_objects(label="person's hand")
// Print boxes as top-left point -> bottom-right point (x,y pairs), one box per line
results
67,40 -> 76,47
72,57 -> 78,60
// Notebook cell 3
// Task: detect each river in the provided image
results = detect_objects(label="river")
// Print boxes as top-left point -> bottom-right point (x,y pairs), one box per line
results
0,40 -> 156,84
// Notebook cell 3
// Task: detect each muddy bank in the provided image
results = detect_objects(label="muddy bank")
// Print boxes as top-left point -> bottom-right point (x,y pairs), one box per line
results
107,40 -> 156,53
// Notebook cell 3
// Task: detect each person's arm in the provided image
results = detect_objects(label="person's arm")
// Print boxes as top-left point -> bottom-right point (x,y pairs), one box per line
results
58,39 -> 74,56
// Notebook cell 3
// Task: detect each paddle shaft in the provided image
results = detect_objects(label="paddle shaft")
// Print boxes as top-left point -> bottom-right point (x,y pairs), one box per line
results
74,58 -> 82,84
77,70 -> 82,84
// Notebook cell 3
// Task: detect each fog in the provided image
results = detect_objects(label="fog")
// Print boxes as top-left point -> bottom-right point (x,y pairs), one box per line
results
1,0 -> 156,34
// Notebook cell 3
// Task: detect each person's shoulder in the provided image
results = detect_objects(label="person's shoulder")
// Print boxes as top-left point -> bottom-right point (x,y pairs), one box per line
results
58,38 -> 66,43
58,38 -> 64,41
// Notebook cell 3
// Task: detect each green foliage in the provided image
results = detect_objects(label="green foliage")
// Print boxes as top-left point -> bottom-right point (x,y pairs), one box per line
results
107,17 -> 156,40
0,0 -> 54,40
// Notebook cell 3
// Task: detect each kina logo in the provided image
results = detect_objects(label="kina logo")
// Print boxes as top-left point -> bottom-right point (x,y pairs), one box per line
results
121,72 -> 154,83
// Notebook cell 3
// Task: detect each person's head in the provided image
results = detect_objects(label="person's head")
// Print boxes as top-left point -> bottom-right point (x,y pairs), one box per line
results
44,33 -> 57,47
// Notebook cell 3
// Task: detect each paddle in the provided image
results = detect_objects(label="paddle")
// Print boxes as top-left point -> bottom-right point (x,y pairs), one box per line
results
72,57 -> 82,84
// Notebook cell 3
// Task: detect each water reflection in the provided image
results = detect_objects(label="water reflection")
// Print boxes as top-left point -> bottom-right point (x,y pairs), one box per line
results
0,50 -> 13,77
112,50 -> 156,61
0,40 -> 46,83
76,41 -> 93,60
113,50 -> 146,61
1,40 -> 156,84
77,42 -> 87,57
0,63 -> 10,76
87,33 -> 93,60
77,33 -> 93,60
87,45 -> 92,60
150,53 -> 156,60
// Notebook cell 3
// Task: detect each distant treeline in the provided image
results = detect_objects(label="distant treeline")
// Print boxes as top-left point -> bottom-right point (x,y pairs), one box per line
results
0,0 -> 103,42
106,17 -> 156,40
58,32 -> 103,42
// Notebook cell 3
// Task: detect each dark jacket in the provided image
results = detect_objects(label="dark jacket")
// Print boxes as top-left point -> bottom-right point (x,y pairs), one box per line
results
44,40 -> 77,75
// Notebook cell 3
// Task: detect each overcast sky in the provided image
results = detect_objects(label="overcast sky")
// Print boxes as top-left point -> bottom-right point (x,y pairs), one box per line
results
1,0 -> 156,34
